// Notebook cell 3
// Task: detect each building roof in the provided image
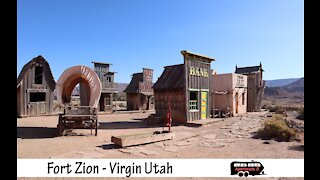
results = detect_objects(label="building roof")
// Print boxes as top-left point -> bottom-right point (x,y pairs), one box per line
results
124,73 -> 143,93
17,55 -> 56,90
104,71 -> 116,75
153,64 -> 185,90
92,61 -> 112,65
235,64 -> 264,74
181,50 -> 215,62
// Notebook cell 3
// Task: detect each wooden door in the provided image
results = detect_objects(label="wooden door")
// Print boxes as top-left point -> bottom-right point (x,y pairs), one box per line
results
28,102 -> 46,115
201,91 -> 208,119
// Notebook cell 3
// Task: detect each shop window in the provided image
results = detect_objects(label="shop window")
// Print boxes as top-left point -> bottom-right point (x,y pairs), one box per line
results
189,91 -> 198,110
30,92 -> 46,102
35,66 -> 43,84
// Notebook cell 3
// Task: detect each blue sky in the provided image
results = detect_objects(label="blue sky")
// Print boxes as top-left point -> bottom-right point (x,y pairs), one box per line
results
17,0 -> 304,83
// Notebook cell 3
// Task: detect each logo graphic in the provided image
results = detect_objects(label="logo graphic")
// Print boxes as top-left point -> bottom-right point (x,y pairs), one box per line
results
230,161 -> 265,177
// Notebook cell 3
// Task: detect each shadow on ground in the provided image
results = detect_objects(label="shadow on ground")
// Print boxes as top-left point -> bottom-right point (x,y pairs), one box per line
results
288,145 -> 304,151
17,127 -> 57,139
98,121 -> 150,129
97,144 -> 121,150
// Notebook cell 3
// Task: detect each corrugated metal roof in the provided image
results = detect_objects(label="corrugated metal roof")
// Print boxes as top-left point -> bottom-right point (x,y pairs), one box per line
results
17,55 -> 56,90
153,64 -> 185,90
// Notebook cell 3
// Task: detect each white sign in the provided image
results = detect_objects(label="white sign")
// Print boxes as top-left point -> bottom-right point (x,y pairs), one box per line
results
17,159 -> 304,177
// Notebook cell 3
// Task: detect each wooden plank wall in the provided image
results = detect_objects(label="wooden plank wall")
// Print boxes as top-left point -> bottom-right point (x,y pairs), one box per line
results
154,90 -> 186,123
247,74 -> 260,112
17,64 -> 54,116
184,57 -> 211,121
126,93 -> 140,110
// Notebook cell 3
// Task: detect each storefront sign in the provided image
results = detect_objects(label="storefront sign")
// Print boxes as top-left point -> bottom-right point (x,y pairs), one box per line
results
189,66 -> 209,77
236,75 -> 245,87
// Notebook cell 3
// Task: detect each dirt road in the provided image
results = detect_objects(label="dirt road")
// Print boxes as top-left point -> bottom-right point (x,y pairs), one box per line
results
17,111 -> 303,179
17,111 -> 303,159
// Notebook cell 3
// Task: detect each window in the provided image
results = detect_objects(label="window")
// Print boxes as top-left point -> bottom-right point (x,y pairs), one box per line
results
30,92 -> 46,102
105,97 -> 111,106
242,93 -> 245,105
106,76 -> 112,83
189,91 -> 198,110
34,66 -> 43,84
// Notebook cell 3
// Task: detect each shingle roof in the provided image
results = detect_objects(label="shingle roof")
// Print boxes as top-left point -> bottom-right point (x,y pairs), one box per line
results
124,73 -> 143,93
153,64 -> 185,90
17,55 -> 56,90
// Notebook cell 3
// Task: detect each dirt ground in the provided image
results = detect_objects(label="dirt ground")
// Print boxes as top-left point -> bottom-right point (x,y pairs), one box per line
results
17,111 -> 304,179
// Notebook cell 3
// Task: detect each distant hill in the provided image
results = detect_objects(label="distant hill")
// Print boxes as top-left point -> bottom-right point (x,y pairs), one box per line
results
265,78 -> 300,87
69,83 -> 129,96
283,77 -> 304,91
71,85 -> 80,95
118,83 -> 128,92
264,77 -> 304,99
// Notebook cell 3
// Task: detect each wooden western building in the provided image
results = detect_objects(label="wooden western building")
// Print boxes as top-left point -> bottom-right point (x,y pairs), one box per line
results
17,55 -> 56,117
235,63 -> 265,112
124,68 -> 155,110
211,73 -> 248,117
153,50 -> 215,123
92,61 -> 118,112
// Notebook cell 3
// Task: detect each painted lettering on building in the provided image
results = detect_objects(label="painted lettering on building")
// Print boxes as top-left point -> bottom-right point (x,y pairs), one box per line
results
189,66 -> 208,77
236,75 -> 245,87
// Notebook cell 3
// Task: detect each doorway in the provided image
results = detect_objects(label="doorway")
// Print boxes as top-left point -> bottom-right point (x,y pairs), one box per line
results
235,92 -> 239,114
201,91 -> 208,119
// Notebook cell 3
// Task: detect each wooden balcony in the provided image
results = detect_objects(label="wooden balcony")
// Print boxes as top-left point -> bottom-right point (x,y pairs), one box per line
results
101,82 -> 118,93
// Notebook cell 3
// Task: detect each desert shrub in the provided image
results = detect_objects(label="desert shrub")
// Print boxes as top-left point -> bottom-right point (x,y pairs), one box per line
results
268,106 -> 277,112
286,106 -> 301,112
297,107 -> 304,120
272,114 -> 284,120
262,104 -> 269,109
269,106 -> 285,113
257,116 -> 297,141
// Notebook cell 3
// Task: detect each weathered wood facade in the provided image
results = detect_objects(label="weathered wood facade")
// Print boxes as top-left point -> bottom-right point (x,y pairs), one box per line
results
124,68 -> 154,110
92,62 -> 118,112
17,56 -> 56,117
153,50 -> 215,123
235,63 -> 265,112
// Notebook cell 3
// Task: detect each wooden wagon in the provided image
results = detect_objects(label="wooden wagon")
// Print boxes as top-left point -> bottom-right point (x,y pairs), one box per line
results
57,106 -> 98,136
55,65 -> 102,137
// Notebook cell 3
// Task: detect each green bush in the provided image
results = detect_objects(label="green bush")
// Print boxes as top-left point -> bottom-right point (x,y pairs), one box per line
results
257,116 -> 297,141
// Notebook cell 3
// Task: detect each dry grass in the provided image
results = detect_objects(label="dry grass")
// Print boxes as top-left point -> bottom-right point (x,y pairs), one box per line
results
257,115 -> 297,141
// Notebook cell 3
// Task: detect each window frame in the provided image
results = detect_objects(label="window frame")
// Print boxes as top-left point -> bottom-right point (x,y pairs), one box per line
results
189,90 -> 199,111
